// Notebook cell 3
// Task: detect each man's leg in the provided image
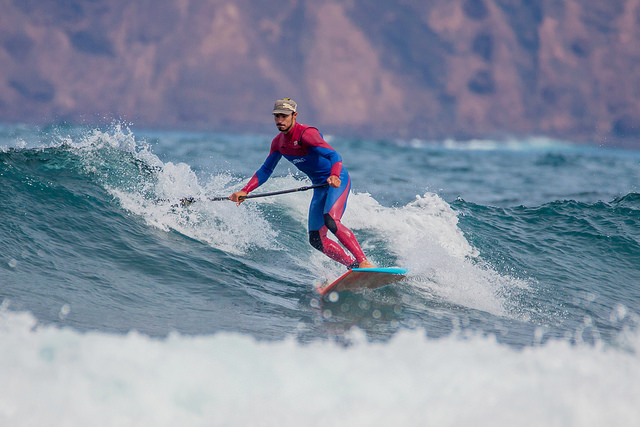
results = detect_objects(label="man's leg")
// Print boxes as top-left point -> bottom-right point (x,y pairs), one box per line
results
322,214 -> 367,265
309,227 -> 356,267
308,185 -> 356,267
323,176 -> 373,268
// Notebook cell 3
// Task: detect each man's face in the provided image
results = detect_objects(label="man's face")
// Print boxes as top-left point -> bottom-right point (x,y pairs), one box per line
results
274,112 -> 296,133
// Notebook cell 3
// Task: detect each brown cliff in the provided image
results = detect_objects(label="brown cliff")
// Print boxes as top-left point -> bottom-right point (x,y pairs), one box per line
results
1,0 -> 639,145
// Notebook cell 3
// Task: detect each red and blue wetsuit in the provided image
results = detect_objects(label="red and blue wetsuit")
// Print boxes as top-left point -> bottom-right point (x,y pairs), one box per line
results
241,122 -> 366,267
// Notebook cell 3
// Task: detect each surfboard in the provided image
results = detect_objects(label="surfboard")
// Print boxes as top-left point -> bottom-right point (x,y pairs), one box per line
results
316,267 -> 408,296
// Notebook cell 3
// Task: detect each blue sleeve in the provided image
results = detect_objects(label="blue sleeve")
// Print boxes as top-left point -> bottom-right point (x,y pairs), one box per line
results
256,150 -> 282,184
308,146 -> 342,164
307,146 -> 343,177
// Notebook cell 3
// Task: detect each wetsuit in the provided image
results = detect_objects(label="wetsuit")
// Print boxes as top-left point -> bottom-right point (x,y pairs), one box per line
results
241,122 -> 366,267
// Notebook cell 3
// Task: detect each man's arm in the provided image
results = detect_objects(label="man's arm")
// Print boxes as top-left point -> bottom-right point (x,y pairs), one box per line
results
230,144 -> 282,205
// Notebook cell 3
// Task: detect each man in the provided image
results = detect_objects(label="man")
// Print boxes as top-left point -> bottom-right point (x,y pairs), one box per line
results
230,98 -> 374,270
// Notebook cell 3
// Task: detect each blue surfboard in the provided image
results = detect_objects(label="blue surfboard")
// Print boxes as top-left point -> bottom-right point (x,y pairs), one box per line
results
316,267 -> 408,295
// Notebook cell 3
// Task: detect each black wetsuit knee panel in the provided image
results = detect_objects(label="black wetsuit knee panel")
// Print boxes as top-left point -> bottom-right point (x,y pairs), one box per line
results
323,214 -> 338,234
309,230 -> 323,252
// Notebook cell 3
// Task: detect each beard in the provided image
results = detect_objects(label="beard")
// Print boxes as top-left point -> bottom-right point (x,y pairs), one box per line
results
277,122 -> 292,132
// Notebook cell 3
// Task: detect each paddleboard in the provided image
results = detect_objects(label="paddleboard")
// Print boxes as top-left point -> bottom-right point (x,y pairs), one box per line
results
316,267 -> 408,296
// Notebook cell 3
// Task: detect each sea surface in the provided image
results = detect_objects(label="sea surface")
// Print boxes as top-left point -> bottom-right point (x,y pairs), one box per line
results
1,122 -> 639,426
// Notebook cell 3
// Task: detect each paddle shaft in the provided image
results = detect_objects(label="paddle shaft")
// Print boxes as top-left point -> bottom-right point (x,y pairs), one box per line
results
207,182 -> 329,202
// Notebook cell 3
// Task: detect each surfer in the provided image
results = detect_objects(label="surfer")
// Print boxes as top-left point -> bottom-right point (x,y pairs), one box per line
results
230,98 -> 374,270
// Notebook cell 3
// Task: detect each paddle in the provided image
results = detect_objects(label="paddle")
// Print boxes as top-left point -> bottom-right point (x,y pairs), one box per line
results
179,182 -> 329,206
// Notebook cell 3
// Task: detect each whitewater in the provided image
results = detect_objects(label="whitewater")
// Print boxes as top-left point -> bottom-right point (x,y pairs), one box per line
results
1,123 -> 639,426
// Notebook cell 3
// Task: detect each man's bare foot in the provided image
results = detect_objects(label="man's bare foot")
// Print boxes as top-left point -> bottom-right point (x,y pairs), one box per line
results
358,260 -> 375,269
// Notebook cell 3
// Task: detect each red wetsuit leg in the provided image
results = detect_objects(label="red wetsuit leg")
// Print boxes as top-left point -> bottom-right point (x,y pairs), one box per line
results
330,220 -> 366,264
317,226 -> 356,266
323,178 -> 367,264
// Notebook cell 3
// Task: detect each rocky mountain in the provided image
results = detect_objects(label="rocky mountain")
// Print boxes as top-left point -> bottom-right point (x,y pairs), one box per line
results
1,0 -> 639,145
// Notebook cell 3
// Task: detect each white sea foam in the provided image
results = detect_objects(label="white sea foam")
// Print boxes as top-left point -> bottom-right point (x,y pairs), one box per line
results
61,124 -> 281,255
344,191 -> 520,316
1,310 -> 638,427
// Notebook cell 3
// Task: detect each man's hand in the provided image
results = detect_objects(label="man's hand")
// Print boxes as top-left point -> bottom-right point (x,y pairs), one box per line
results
327,175 -> 341,188
229,191 -> 248,206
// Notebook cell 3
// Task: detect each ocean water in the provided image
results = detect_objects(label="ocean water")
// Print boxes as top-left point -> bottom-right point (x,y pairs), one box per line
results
1,122 -> 639,426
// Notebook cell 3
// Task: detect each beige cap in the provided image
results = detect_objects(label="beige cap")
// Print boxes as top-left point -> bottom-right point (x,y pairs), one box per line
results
273,98 -> 297,115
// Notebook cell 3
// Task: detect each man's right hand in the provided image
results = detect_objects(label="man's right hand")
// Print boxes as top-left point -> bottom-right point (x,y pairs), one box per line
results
229,191 -> 248,206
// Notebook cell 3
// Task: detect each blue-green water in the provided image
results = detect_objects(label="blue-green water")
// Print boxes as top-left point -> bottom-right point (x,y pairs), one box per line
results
1,123 -> 639,425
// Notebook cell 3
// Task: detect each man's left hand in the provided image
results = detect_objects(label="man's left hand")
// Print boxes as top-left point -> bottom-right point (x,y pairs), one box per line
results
327,175 -> 341,188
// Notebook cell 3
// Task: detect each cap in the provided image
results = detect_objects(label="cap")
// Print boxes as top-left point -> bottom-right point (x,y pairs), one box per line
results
273,98 -> 297,115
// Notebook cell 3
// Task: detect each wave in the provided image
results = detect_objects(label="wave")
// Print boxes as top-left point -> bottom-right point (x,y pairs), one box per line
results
3,137 -> 521,315
1,125 -> 638,345
452,195 -> 640,273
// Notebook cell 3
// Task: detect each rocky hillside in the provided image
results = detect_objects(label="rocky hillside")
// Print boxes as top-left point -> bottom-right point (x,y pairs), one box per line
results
1,0 -> 639,145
